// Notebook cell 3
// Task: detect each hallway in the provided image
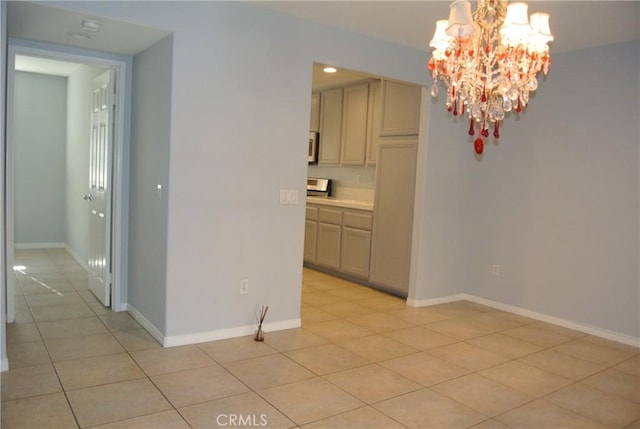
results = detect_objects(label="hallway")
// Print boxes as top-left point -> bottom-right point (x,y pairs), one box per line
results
1,252 -> 639,428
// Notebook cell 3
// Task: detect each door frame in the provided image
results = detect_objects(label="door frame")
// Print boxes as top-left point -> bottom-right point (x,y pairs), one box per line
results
5,40 -> 130,315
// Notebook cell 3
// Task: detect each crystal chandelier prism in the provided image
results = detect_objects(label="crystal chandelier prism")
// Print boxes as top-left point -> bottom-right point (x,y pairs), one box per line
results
428,0 -> 553,154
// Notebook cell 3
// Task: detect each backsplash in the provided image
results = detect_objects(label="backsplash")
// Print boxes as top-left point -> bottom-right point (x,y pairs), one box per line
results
307,165 -> 375,188
333,186 -> 375,203
307,164 -> 375,202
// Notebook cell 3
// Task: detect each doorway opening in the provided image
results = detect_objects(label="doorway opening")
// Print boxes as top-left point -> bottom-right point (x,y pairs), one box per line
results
302,62 -> 424,317
5,43 -> 130,323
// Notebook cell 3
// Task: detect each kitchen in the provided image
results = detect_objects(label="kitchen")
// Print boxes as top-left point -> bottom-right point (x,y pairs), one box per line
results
304,63 -> 423,298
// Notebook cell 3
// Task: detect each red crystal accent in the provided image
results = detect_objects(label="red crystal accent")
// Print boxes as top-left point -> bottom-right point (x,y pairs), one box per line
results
474,137 -> 484,155
468,119 -> 475,136
493,121 -> 500,139
481,90 -> 487,103
453,101 -> 458,116
516,99 -> 522,113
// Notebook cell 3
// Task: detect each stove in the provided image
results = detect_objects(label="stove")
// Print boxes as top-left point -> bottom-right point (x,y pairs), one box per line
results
306,177 -> 332,197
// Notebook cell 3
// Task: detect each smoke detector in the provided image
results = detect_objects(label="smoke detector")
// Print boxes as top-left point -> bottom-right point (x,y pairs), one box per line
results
81,18 -> 102,33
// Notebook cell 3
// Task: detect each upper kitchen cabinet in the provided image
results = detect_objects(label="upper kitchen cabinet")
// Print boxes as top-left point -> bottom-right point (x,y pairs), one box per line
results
313,77 -> 421,166
318,87 -> 343,165
340,82 -> 370,166
379,80 -> 422,137
310,92 -> 320,132
366,79 -> 382,166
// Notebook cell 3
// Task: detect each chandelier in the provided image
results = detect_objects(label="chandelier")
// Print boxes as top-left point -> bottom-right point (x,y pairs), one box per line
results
428,0 -> 553,154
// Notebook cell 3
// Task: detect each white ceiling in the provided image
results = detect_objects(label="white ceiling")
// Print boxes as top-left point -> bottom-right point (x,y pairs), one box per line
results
15,55 -> 83,76
257,1 -> 640,54
7,1 -> 171,57
7,1 -> 639,80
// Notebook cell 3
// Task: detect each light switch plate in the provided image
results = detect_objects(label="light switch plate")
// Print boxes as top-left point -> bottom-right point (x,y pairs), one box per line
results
279,189 -> 298,205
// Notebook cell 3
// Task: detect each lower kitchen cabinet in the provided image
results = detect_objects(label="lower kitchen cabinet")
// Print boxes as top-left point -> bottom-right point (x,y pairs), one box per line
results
304,220 -> 317,263
304,204 -> 373,280
341,227 -> 371,278
316,223 -> 341,270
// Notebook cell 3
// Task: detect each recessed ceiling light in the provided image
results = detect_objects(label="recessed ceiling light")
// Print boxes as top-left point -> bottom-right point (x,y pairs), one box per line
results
323,67 -> 337,73
67,31 -> 95,40
81,18 -> 102,33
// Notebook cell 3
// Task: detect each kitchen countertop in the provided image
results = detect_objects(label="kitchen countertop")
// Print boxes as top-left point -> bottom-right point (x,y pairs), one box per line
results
306,196 -> 374,211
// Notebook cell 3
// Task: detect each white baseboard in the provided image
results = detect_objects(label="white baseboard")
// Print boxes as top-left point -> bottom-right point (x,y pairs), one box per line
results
64,245 -> 90,272
163,318 -> 302,348
408,293 -> 640,348
15,242 -> 64,250
127,304 -> 302,348
113,301 -> 128,312
127,304 -> 165,346
1,357 -> 9,372
407,293 -> 467,308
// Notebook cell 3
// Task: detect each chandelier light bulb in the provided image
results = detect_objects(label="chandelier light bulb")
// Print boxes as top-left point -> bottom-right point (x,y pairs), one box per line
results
427,0 -> 553,155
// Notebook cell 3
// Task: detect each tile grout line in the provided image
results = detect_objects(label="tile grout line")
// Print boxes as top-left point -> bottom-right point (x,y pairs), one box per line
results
4,260 -> 638,428
21,259 -> 85,429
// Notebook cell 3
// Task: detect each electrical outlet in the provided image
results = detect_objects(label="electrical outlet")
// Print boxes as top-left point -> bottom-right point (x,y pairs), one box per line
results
492,265 -> 500,276
240,279 -> 249,294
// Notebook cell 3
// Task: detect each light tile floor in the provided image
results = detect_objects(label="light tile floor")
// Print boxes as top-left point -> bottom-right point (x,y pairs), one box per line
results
2,250 -> 639,428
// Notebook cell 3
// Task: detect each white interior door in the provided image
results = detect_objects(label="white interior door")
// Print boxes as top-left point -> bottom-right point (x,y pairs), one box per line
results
86,70 -> 115,306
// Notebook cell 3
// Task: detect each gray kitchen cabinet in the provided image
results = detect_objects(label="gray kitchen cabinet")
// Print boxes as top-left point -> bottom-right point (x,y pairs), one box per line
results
340,209 -> 373,279
318,87 -> 343,165
380,80 -> 422,136
304,220 -> 318,263
366,79 -> 382,166
317,222 -> 341,270
340,82 -> 369,166
304,206 -> 319,264
304,204 -> 373,280
316,207 -> 342,270
369,138 -> 417,296
341,227 -> 371,278
310,92 -> 320,132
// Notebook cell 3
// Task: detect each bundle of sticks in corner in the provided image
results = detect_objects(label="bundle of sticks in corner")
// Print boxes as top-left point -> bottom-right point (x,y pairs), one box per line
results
254,305 -> 268,341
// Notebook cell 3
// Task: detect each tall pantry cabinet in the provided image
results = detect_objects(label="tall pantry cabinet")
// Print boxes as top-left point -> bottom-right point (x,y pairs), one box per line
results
369,80 -> 421,297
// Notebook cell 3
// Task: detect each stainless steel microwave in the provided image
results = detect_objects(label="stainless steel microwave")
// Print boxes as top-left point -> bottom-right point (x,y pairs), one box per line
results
308,132 -> 319,164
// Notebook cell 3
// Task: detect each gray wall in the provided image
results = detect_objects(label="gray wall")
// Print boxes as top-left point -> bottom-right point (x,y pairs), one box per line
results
51,1 -> 639,342
465,41 -> 639,338
14,71 -> 67,245
129,35 -> 172,333
57,1 -> 430,340
415,41 -> 639,339
65,64 -> 107,262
